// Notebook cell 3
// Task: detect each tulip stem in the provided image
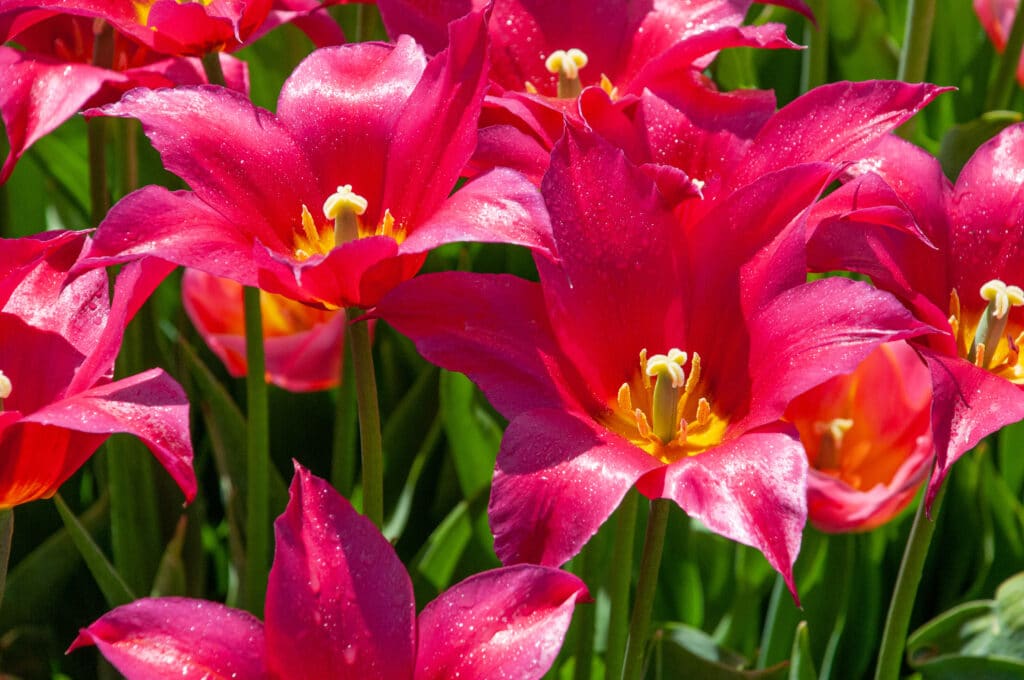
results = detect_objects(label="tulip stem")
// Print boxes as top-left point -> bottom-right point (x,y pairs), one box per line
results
200,51 -> 227,87
331,336 -> 358,497
606,490 -> 639,680
621,498 -> 671,680
873,474 -> 948,680
800,0 -> 829,92
346,309 -> 384,528
985,1 -> 1024,111
0,508 -> 12,610
895,0 -> 935,139
571,534 -> 599,680
242,286 -> 270,616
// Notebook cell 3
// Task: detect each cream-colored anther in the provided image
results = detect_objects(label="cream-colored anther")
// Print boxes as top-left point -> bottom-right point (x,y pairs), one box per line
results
645,349 -> 687,388
981,279 -> 1024,319
323,184 -> 368,221
0,370 -> 11,402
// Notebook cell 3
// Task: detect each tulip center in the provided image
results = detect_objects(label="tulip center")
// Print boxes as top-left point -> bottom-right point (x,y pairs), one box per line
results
948,278 -> 1024,383
0,370 -> 10,409
293,185 -> 402,261
610,348 -> 728,463
544,48 -> 589,98
133,0 -> 213,26
812,418 -> 854,472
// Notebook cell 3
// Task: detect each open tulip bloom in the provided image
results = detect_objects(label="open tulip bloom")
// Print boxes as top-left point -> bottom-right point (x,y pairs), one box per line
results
71,463 -> 589,680
808,124 -> 1024,504
78,9 -> 553,310
374,125 -> 933,592
0,232 -> 195,508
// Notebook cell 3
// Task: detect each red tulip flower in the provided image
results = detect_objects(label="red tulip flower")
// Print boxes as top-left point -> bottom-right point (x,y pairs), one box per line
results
71,463 -> 589,680
785,341 -> 933,533
975,0 -> 1024,87
808,124 -> 1024,503
0,232 -> 195,508
182,268 -> 345,392
80,10 -> 552,310
374,127 -> 930,591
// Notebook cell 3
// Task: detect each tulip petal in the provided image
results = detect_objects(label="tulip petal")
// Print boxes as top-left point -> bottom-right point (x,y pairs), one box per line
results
68,597 -> 267,680
491,408 -> 662,566
265,464 -> 416,679
415,565 -> 590,680
637,425 -> 807,596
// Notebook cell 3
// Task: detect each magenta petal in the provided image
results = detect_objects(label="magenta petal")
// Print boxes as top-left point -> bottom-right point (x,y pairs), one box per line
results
24,369 -> 197,501
491,408 -> 662,566
739,277 -> 931,431
69,597 -> 267,680
373,272 -> 569,419
922,350 -> 1024,503
401,168 -> 554,256
264,464 -> 416,679
84,186 -> 260,286
0,48 -> 125,182
415,565 -> 589,680
637,425 -> 807,595
377,0 -> 473,54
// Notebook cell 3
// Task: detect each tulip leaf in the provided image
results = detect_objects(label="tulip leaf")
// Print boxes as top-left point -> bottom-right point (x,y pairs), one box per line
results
149,516 -> 188,598
652,622 -> 788,679
25,121 -> 90,220
383,416 -> 442,542
439,370 -> 501,498
998,420 -> 1024,497
788,622 -> 817,680
938,112 -> 1023,180
53,494 -> 135,609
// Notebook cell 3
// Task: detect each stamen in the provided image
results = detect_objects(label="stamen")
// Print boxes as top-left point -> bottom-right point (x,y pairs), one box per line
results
599,73 -> 619,99
524,81 -> 539,94
323,184 -> 368,245
544,48 -> 589,98
695,398 -> 711,427
684,352 -> 702,395
634,409 -> 652,439
617,383 -> 633,413
814,418 -> 854,470
970,279 -> 1024,367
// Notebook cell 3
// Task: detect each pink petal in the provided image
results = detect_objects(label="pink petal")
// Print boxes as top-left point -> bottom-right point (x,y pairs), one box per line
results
415,565 -> 590,680
264,464 -> 416,679
68,597 -> 267,679
0,422 -> 105,508
23,369 -> 197,502
491,408 -> 662,566
377,0 -> 474,54
373,272 -> 573,419
637,425 -> 808,596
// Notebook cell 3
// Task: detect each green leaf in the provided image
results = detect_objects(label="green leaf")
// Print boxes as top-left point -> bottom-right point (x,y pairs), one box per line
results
938,112 -> 1023,180
150,517 -> 189,598
652,622 -> 788,680
53,494 -> 135,609
439,370 -> 501,498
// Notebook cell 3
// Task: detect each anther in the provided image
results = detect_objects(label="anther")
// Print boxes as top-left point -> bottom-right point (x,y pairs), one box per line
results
695,398 -> 711,427
617,383 -> 633,413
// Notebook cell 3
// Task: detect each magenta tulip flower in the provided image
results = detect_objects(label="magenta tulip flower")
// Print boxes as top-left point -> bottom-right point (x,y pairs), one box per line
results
0,232 -> 195,508
79,10 -> 552,310
785,341 -> 933,533
71,463 -> 589,679
374,127 -> 930,591
975,0 -> 1024,86
809,124 -> 1024,503
0,12 -> 251,184
182,268 -> 346,392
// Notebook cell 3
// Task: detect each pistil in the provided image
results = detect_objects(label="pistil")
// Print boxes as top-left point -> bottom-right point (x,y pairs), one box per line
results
323,184 -> 368,245
646,350 -> 687,444
813,418 -> 854,470
969,279 -> 1024,368
0,370 -> 11,410
544,48 -> 589,98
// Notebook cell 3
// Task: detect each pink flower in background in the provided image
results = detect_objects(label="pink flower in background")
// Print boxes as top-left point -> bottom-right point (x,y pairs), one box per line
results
375,127 -> 930,591
71,463 -> 589,680
0,232 -> 195,508
808,124 -> 1024,503
785,341 -> 933,533
975,0 -> 1024,86
80,10 -> 552,310
182,269 -> 345,392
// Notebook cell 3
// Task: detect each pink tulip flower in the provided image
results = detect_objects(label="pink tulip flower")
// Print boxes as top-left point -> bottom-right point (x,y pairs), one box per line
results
71,463 -> 590,679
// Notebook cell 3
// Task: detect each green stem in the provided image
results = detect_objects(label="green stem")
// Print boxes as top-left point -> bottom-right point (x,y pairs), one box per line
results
88,22 -> 114,227
331,333 -> 358,497
571,534 -> 599,680
346,309 -> 384,528
621,498 -> 671,680
606,490 -> 640,680
800,0 -> 829,92
895,0 -> 936,139
985,2 -> 1024,111
242,286 -> 270,616
200,51 -> 227,87
873,476 -> 948,680
0,508 -> 12,610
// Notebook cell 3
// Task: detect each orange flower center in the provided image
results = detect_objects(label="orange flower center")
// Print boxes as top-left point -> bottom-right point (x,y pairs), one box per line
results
948,278 -> 1024,383
605,349 -> 728,464
293,185 -> 404,261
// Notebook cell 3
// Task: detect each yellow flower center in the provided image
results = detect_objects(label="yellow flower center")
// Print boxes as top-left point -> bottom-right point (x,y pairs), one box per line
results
293,185 -> 403,261
608,348 -> 728,464
813,417 -> 854,471
543,48 -> 589,98
133,0 -> 213,27
948,278 -> 1024,383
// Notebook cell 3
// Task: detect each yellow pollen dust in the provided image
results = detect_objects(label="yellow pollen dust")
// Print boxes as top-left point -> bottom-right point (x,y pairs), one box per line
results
948,278 -> 1024,383
544,48 -> 589,98
611,348 -> 725,463
293,186 -> 403,261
